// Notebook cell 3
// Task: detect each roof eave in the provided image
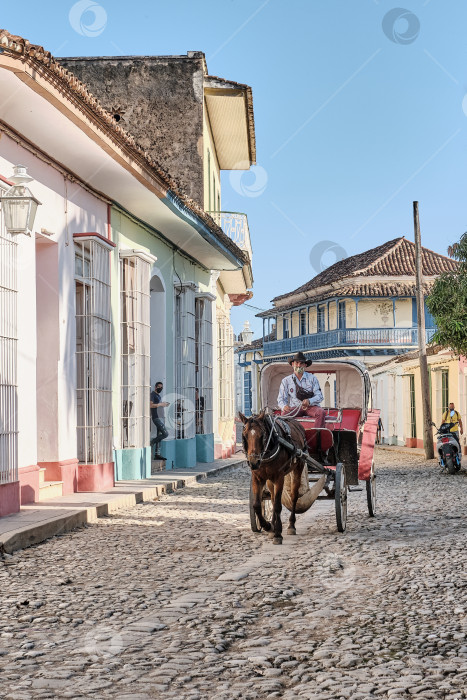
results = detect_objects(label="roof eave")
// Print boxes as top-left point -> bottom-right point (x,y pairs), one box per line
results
0,30 -> 245,270
204,75 -> 256,167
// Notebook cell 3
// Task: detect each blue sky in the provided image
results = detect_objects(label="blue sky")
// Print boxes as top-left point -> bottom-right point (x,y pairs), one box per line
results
3,1 -> 467,338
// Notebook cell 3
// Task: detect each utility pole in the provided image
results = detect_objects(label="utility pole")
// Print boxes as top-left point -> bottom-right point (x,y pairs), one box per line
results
413,201 -> 434,459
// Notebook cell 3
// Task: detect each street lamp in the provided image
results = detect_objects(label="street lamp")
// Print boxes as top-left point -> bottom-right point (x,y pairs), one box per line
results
0,165 -> 41,236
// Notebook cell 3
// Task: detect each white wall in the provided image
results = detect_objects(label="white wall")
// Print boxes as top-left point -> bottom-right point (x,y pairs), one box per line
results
0,135 -> 108,468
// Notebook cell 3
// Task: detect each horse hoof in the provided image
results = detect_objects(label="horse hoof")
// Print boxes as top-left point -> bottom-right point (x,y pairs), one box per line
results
287,528 -> 296,536
272,537 -> 283,545
267,530 -> 275,539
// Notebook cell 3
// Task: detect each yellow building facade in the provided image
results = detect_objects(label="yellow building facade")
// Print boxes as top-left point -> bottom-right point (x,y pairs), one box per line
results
370,347 -> 467,455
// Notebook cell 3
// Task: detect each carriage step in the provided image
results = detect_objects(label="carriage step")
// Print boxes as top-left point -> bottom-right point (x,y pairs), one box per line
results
348,486 -> 363,492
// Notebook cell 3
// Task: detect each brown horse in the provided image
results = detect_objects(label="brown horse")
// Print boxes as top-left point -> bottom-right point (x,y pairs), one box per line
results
239,410 -> 308,544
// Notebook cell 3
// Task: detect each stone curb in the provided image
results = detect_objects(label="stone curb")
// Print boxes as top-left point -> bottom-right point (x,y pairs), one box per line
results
0,459 -> 247,555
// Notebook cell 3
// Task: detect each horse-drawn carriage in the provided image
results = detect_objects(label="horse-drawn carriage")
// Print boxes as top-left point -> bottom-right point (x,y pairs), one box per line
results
240,360 -> 380,542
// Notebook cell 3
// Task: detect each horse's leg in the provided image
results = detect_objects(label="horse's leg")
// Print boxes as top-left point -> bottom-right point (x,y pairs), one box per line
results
287,460 -> 303,535
266,480 -> 276,538
252,474 -> 271,532
272,473 -> 284,545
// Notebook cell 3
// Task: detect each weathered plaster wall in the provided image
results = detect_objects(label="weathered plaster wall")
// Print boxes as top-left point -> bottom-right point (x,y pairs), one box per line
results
345,300 -> 356,328
291,311 -> 299,337
309,307 -> 317,334
359,299 -> 394,328
395,298 -> 412,327
60,54 -> 205,206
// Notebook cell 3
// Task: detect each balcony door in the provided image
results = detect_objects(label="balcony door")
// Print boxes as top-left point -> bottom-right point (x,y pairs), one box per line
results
338,301 -> 346,329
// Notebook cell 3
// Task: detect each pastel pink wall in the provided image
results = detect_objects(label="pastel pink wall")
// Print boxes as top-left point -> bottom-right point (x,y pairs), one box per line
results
0,134 -> 109,505
36,238 -> 59,462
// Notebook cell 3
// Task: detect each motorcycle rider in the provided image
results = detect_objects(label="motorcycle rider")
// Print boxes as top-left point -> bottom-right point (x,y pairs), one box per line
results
441,402 -> 463,451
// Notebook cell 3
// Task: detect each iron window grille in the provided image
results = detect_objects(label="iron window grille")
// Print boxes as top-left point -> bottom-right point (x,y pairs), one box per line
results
338,300 -> 346,329
195,294 -> 214,435
74,236 -> 113,464
0,204 -> 18,486
441,370 -> 449,416
299,309 -> 307,336
174,283 -> 196,440
120,253 -> 151,450
317,304 -> 326,333
218,314 -> 235,421
408,374 -> 416,439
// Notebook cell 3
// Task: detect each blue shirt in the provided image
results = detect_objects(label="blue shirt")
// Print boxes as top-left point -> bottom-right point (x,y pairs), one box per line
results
277,372 -> 323,409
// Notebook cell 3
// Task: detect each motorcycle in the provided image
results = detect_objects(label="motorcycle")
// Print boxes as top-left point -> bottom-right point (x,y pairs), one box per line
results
433,421 -> 462,474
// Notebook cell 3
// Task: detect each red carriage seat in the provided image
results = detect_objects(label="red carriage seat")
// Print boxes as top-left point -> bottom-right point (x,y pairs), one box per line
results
298,408 -> 361,454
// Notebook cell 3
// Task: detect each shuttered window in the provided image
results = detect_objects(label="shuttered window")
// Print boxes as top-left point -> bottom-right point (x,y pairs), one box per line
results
74,236 -> 113,464
120,254 -> 151,450
0,208 -> 18,485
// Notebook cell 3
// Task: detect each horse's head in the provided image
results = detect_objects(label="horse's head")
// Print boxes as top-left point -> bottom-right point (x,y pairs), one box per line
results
239,410 -> 268,470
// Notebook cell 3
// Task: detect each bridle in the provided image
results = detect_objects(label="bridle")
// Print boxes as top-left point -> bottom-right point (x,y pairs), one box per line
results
243,412 -> 282,466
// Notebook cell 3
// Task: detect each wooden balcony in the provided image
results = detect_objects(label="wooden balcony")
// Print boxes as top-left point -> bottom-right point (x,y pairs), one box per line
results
263,328 -> 437,357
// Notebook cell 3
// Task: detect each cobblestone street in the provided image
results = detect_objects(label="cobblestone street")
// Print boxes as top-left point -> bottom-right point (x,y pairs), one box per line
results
1,449 -> 467,700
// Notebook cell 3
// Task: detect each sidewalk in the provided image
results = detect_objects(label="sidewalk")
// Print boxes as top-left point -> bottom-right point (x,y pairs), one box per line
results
0,455 -> 247,555
376,444 -> 427,456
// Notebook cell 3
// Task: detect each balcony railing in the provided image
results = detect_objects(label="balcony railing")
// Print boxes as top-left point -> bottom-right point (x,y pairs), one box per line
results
208,211 -> 252,258
264,328 -> 437,357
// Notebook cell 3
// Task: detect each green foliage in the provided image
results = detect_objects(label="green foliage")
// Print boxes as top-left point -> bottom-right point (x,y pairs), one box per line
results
426,233 -> 467,356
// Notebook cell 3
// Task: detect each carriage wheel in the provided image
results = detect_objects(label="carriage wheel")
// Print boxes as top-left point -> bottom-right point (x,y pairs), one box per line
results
249,481 -> 273,533
335,462 -> 347,533
366,460 -> 376,517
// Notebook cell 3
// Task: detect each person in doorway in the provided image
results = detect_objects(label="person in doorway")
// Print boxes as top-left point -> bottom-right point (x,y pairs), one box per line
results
150,382 -> 169,460
442,402 -> 463,449
174,398 -> 186,440
195,388 -> 205,434
376,416 -> 383,444
277,352 -> 325,428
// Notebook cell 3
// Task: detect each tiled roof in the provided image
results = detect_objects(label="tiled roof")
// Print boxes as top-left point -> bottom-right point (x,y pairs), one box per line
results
272,237 -> 457,303
257,281 -> 435,318
369,345 -> 448,371
0,30 -> 247,266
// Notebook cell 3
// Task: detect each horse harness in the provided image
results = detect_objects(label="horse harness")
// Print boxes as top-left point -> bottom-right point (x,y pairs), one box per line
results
243,413 -> 306,466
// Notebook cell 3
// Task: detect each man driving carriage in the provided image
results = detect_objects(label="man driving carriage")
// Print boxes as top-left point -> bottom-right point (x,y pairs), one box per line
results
277,352 -> 326,429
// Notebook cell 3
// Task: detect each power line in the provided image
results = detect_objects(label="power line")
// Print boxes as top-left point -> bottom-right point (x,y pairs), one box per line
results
243,302 -> 267,311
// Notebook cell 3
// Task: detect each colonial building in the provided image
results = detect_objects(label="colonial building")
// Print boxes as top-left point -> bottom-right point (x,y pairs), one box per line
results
0,30 -> 248,517
257,237 -> 457,365
235,323 -> 266,417
369,347 -> 467,456
59,52 -> 256,460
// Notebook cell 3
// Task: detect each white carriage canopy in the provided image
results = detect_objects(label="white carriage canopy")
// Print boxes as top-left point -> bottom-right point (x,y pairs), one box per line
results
260,360 -> 371,422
